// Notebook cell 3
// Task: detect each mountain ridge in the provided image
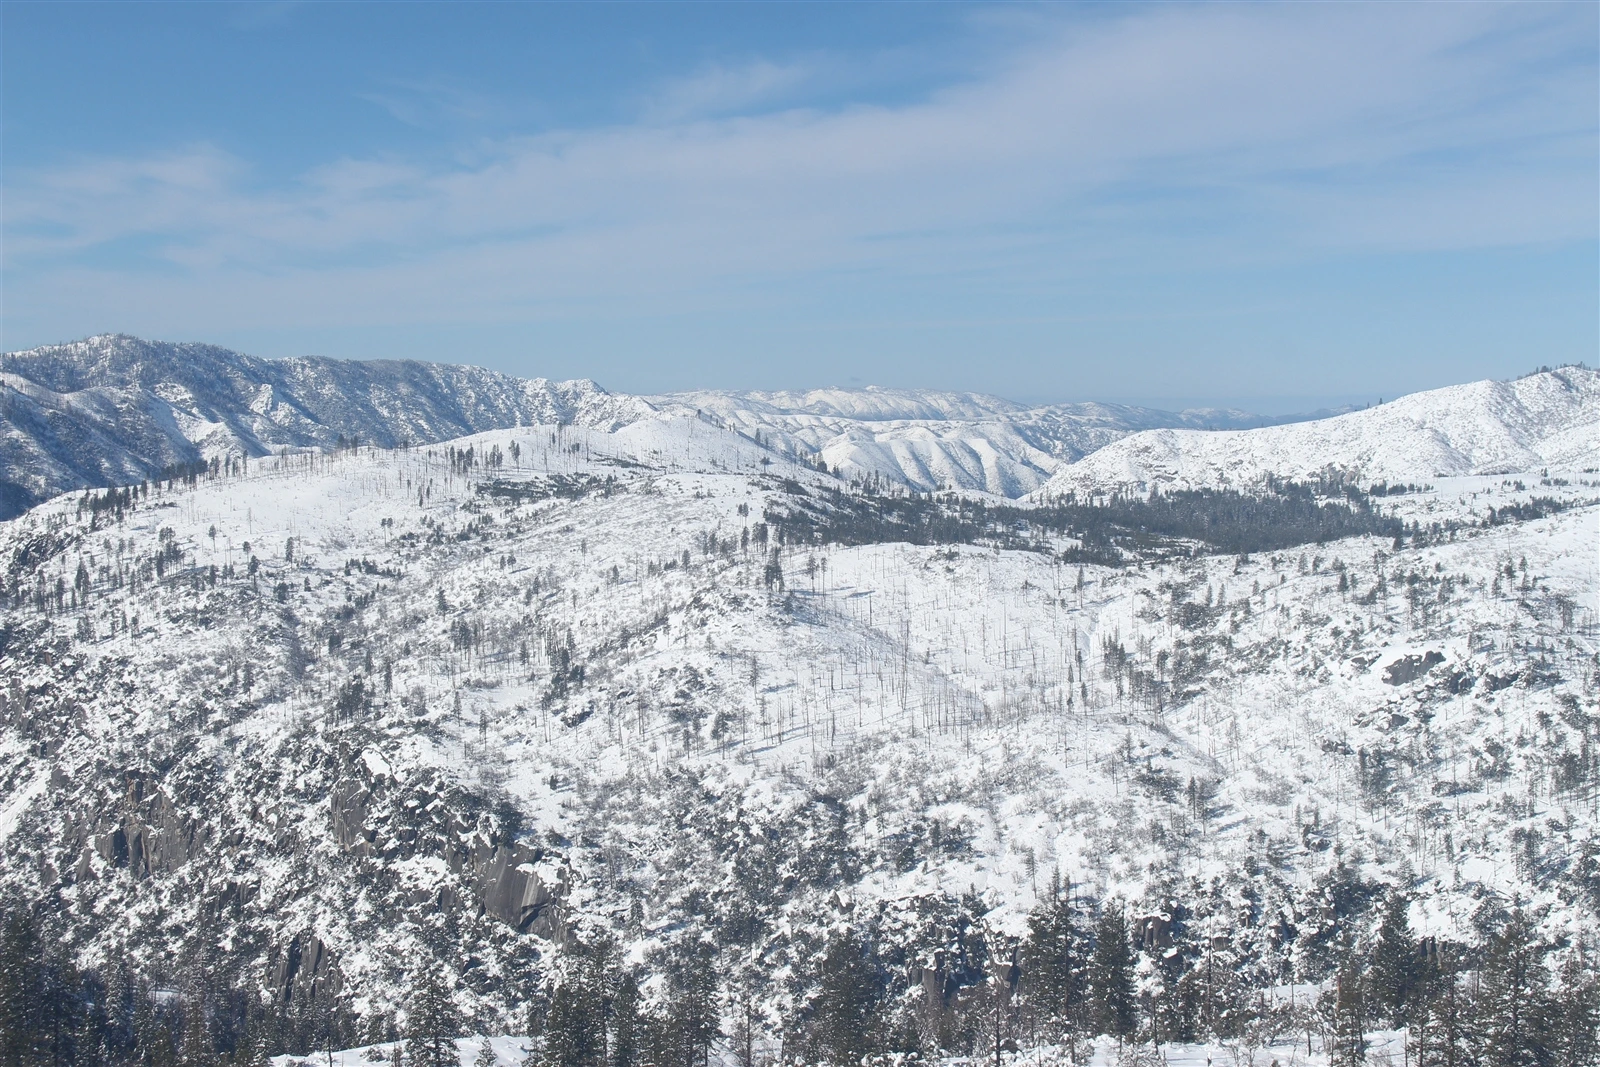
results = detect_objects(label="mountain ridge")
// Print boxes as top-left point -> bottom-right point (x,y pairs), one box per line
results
0,334 -> 654,518
1,409 -> 1594,1052
6,334 -> 1570,522
1033,365 -> 1600,498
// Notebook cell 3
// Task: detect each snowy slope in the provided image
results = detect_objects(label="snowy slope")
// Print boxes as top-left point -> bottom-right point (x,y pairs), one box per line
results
1034,368 -> 1600,497
0,335 -> 655,518
1,408 -> 1595,1033
1,336 -> 1329,517
655,389 -> 1287,497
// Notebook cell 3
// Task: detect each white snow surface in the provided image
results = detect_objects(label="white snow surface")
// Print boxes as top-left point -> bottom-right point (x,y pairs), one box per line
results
275,1029 -> 1406,1067
4,334 -> 1441,515
1,400 -> 1597,1029
1035,368 -> 1600,496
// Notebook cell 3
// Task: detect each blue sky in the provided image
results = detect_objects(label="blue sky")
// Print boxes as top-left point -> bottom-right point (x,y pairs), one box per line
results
2,2 -> 1595,411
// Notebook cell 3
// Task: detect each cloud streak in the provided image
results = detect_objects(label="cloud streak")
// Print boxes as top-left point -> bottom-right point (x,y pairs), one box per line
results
3,3 -> 1594,348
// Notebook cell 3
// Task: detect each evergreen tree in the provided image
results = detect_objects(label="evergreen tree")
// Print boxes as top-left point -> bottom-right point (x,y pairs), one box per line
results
806,931 -> 886,1065
723,974 -> 760,1067
1,909 -> 45,1067
1020,880 -> 1084,1041
1326,966 -> 1367,1067
608,973 -> 639,1067
140,1001 -> 182,1067
1367,891 -> 1421,1027
474,1038 -> 498,1067
969,946 -> 1021,1067
541,981 -> 603,1067
1475,912 -> 1552,1067
404,971 -> 459,1067
180,998 -> 214,1067
666,946 -> 717,1067
1411,943 -> 1469,1067
636,1009 -> 678,1067
1088,906 -> 1137,1040
1549,948 -> 1599,1067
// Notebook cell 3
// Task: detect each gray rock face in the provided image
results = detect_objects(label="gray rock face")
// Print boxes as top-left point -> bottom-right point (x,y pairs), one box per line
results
1384,650 -> 1446,686
327,771 -> 568,943
270,932 -> 341,1008
472,843 -> 567,940
63,770 -> 210,881
0,334 -> 655,518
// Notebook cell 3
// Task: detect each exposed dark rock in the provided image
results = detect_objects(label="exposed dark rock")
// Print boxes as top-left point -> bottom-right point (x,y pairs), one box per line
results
1383,651 -> 1444,685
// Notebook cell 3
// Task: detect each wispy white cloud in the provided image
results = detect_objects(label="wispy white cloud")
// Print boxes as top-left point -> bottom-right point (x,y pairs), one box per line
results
358,79 -> 508,130
4,3 -> 1594,343
641,58 -> 819,123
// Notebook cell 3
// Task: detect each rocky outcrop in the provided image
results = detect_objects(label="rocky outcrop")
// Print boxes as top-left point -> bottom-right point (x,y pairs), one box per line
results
471,842 -> 567,940
1384,651 -> 1445,686
62,770 -> 211,881
269,932 -> 342,1007
327,761 -> 570,942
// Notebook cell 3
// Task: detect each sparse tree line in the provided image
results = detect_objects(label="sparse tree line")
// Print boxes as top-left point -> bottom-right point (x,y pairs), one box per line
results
6,873 -> 1597,1067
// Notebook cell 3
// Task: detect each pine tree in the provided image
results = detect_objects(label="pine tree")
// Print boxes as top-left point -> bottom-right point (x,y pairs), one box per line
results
970,945 -> 1021,1067
404,971 -> 460,1067
1020,879 -> 1084,1041
541,980 -> 603,1067
181,997 -> 214,1067
608,973 -> 639,1067
474,1038 -> 498,1067
1475,912 -> 1552,1067
667,946 -> 717,1067
1367,892 -> 1421,1027
807,932 -> 886,1065
1088,906 -> 1137,1040
724,975 -> 760,1067
0,909 -> 44,1067
1411,943 -> 1468,1067
1549,948 -> 1599,1067
1326,966 -> 1367,1067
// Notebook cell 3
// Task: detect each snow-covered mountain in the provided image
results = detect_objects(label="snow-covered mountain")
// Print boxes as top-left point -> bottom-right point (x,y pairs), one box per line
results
1034,367 -> 1600,498
1,335 -> 1336,518
654,388 -> 1299,498
0,335 -> 653,519
1,402 -> 1595,1050
4,340 -> 1599,1061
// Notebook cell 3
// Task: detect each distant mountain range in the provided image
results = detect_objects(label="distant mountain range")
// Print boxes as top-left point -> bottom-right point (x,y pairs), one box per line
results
2,334 -> 1592,520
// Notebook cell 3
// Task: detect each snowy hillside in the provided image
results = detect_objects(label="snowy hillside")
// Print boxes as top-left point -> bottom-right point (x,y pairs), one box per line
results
655,389 -> 1292,498
2,403 -> 1596,1058
0,335 -> 654,519
1035,367 -> 1600,497
2,335 -> 1344,518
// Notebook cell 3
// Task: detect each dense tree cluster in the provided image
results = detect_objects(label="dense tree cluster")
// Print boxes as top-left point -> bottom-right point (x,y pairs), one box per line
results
7,876 -> 1597,1067
0,909 -> 368,1067
762,480 -> 1407,563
